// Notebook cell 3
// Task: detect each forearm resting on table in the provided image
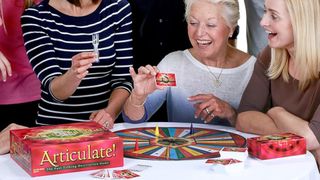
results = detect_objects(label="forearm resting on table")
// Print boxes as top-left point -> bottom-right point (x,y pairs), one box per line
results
236,111 -> 282,135
123,91 -> 147,121
267,107 -> 320,150
0,123 -> 27,154
104,88 -> 130,120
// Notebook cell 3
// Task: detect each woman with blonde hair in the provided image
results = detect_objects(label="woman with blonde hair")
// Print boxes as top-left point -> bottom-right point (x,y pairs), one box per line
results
236,0 -> 320,164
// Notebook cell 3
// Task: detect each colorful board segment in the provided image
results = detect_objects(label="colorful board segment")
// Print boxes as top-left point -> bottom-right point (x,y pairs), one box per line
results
115,127 -> 246,160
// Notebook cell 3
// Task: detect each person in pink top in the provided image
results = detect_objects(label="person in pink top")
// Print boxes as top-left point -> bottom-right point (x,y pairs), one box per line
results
0,0 -> 41,154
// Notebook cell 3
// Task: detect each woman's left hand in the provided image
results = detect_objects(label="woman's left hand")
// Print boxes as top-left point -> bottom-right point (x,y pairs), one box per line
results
188,94 -> 235,123
89,109 -> 115,129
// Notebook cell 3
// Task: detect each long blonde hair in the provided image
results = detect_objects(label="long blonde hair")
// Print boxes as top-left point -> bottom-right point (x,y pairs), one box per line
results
268,0 -> 320,90
0,0 -> 36,33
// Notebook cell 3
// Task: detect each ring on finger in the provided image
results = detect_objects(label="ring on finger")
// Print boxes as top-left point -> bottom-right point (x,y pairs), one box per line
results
104,121 -> 109,127
210,113 -> 215,117
205,108 -> 210,114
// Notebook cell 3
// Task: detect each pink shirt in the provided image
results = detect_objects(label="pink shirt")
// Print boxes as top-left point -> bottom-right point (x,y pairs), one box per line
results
0,0 -> 41,104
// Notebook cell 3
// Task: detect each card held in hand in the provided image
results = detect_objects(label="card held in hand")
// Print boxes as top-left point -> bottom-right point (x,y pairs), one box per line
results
156,73 -> 176,86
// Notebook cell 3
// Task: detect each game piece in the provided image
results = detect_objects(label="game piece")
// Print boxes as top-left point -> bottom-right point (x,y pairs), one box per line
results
155,73 -> 176,86
115,127 -> 246,160
10,122 -> 124,177
189,123 -> 194,135
220,147 -> 248,161
247,133 -> 306,160
155,124 -> 159,137
92,33 -> 100,63
134,139 -> 139,151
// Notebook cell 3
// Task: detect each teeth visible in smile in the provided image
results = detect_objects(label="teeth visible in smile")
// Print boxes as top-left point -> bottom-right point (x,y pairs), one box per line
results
266,30 -> 276,35
197,40 -> 211,45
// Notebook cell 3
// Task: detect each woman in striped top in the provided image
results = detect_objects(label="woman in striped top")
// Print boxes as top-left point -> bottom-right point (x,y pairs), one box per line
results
21,0 -> 133,127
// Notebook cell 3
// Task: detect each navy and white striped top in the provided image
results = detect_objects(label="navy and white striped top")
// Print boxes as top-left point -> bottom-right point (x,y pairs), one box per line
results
21,0 -> 133,125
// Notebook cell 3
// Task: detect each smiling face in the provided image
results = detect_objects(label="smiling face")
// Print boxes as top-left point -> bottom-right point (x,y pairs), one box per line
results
260,0 -> 294,50
187,1 -> 231,60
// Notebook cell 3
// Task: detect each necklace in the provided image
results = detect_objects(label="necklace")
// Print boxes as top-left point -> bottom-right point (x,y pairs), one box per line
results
205,65 -> 224,88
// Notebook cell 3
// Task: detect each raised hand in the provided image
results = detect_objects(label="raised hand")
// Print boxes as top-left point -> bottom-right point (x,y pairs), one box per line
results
129,65 -> 163,97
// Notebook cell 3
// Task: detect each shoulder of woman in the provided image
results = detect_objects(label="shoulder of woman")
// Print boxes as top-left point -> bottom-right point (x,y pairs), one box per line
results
157,50 -> 185,70
257,46 -> 271,68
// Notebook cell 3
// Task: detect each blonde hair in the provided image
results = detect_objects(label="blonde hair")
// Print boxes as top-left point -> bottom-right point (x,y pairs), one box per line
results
184,0 -> 239,30
0,0 -> 36,33
24,0 -> 35,9
268,0 -> 320,90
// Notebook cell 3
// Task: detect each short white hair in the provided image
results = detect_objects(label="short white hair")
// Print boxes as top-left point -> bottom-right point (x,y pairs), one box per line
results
184,0 -> 239,29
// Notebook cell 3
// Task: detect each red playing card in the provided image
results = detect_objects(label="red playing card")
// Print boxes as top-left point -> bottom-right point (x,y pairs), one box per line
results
221,147 -> 247,152
155,73 -> 176,86
206,158 -> 241,165
113,169 -> 140,179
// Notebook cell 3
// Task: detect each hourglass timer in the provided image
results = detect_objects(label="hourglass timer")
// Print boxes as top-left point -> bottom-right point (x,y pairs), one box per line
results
92,33 -> 99,63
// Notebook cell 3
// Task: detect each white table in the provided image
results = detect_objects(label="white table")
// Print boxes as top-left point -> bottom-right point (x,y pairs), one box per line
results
0,122 -> 319,180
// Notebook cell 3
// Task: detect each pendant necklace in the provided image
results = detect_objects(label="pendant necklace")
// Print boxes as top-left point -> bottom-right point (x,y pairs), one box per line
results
205,65 -> 224,88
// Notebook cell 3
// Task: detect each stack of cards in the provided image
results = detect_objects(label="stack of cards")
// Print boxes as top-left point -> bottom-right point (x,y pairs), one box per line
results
206,158 -> 244,173
219,147 -> 248,161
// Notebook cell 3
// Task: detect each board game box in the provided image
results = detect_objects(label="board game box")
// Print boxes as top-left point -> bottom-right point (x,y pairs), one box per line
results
10,122 -> 123,177
247,133 -> 306,160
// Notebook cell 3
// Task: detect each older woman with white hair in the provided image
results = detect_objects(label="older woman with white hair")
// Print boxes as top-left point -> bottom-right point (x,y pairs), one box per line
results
123,0 -> 256,126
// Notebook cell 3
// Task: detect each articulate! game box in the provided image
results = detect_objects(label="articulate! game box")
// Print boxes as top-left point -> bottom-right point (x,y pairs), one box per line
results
10,122 -> 123,177
247,133 -> 306,160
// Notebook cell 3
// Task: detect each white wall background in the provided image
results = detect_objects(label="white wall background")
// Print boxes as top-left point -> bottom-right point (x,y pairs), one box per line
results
238,0 -> 247,52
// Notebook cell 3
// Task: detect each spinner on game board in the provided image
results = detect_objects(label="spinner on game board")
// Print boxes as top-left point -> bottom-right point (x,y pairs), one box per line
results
10,122 -> 123,177
247,133 -> 306,160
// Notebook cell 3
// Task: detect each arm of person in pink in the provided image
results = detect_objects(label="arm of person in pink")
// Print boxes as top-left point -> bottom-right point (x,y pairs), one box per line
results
0,123 -> 27,154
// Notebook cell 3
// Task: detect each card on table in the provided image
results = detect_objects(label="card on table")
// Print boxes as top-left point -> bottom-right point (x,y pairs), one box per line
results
219,147 -> 248,161
206,158 -> 244,173
155,73 -> 176,86
113,169 -> 140,179
206,158 -> 241,165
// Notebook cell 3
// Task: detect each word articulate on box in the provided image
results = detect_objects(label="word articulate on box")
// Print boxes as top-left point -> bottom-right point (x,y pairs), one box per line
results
10,122 -> 123,177
247,133 -> 306,160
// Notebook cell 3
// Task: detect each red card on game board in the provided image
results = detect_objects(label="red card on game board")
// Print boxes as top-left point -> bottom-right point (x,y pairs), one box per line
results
155,73 -> 176,86
10,122 -> 123,177
247,133 -> 306,160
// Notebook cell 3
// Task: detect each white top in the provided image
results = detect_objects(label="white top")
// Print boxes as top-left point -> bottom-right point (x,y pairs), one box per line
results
123,50 -> 256,125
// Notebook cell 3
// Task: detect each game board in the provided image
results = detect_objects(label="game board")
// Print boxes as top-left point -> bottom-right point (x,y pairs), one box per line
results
115,126 -> 246,160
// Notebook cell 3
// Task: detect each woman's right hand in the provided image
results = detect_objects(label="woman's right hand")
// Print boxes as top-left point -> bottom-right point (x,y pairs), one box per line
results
129,65 -> 161,96
69,52 -> 96,80
0,51 -> 12,82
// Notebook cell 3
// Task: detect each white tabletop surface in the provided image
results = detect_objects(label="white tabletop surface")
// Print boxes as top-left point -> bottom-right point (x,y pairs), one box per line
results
0,122 -> 319,180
